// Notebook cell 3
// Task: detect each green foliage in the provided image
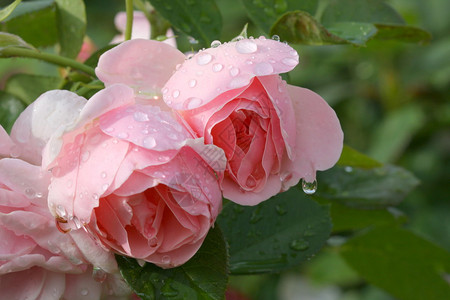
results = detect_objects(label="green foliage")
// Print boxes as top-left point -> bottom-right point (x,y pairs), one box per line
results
0,91 -> 25,133
0,0 -> 22,22
218,188 -> 332,274
146,0 -> 222,46
5,73 -> 63,105
340,226 -> 450,300
117,226 -> 228,300
0,32 -> 34,53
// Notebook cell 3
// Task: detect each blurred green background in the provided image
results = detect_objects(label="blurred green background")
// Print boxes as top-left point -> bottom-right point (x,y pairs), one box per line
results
0,0 -> 448,299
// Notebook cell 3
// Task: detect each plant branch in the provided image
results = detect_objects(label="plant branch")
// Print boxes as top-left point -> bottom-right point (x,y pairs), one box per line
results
125,0 -> 134,41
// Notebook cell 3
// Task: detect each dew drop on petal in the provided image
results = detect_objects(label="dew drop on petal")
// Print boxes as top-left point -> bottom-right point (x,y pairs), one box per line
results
229,67 -> 240,77
281,57 -> 298,66
143,136 -> 157,148
148,237 -> 158,247
134,111 -> 150,122
212,63 -> 223,72
118,132 -> 128,139
196,53 -> 212,65
162,255 -> 171,264
162,87 -> 168,94
100,172 -> 107,179
92,267 -> 107,283
80,289 -> 89,296
254,62 -> 274,76
25,188 -> 36,199
188,79 -> 197,88
81,151 -> 90,162
210,40 -> 221,48
184,97 -> 203,110
235,39 -> 258,54
259,36 -> 266,40
172,89 -> 180,98
301,179 -> 317,194
272,35 -> 280,42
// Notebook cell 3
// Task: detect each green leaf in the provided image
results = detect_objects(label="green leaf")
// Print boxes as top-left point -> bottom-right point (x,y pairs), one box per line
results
337,145 -> 383,169
5,74 -> 63,105
117,226 -> 228,300
0,32 -> 35,53
369,105 -> 426,163
326,22 -> 378,46
373,23 -> 432,45
340,226 -> 450,300
147,0 -> 222,46
0,91 -> 25,133
270,11 -> 350,45
317,199 -> 406,233
218,188 -> 332,274
0,0 -> 22,22
0,0 -> 58,48
320,0 -> 405,26
241,0 -> 318,33
314,165 -> 419,209
54,0 -> 86,58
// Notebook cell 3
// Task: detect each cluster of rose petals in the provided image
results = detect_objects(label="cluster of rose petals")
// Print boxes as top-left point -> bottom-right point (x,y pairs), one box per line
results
40,83 -> 225,268
97,37 -> 344,206
0,128 -> 130,299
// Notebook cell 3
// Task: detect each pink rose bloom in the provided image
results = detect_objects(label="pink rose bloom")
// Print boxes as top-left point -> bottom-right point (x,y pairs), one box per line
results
41,84 -> 225,268
111,11 -> 176,48
0,157 -> 130,299
95,38 -> 343,206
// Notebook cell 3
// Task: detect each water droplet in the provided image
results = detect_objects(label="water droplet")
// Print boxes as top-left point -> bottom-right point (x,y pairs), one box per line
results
235,39 -> 258,54
80,288 -> 89,296
281,57 -> 298,66
254,62 -> 274,76
148,237 -> 158,247
81,151 -> 90,162
143,136 -> 157,148
188,36 -> 198,44
92,267 -> 107,283
134,111 -> 150,122
301,179 -> 317,195
184,97 -> 203,110
304,228 -> 315,237
211,40 -> 221,48
276,205 -> 287,216
92,193 -> 99,200
272,35 -> 280,42
100,172 -> 107,179
35,192 -> 43,198
229,77 -> 250,89
9,145 -> 21,158
102,183 -> 109,192
229,67 -> 240,77
56,205 -> 66,218
344,166 -> 353,173
162,87 -> 168,94
25,188 -> 36,199
188,79 -> 197,88
161,280 -> 179,297
168,133 -> 178,140
290,239 -> 309,251
196,53 -> 212,65
172,89 -> 180,98
246,177 -> 256,188
162,255 -> 171,264
212,63 -> 223,72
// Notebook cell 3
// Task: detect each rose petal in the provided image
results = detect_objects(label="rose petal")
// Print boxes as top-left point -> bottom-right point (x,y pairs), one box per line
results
0,267 -> 46,299
282,85 -> 343,185
0,126 -> 14,158
63,268 -> 102,300
96,39 -> 185,96
11,90 -> 86,165
163,37 -> 299,110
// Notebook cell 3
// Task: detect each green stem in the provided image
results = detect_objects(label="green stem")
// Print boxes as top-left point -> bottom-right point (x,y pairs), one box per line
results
125,0 -> 134,41
1,47 -> 96,77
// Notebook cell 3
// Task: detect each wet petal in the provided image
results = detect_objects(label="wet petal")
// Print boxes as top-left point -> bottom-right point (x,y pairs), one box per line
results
163,37 -> 299,110
96,39 -> 185,96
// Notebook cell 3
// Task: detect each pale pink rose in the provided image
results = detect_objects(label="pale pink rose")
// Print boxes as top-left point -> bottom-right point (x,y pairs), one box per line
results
111,11 -> 176,48
95,38 -> 343,206
0,158 -> 131,300
42,84 -> 225,268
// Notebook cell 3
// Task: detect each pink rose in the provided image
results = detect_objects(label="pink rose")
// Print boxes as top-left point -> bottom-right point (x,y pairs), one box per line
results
0,158 -> 130,299
95,38 -> 343,206
42,84 -> 225,268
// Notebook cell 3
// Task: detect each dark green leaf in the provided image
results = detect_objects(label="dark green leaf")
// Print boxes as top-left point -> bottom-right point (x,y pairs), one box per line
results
316,199 -> 406,233
337,145 -> 383,169
218,188 -> 332,274
83,44 -> 116,68
315,165 -> 419,209
0,32 -> 35,53
117,226 -> 228,300
0,0 -> 58,48
0,0 -> 23,22
320,0 -> 405,26
373,23 -> 432,45
5,74 -> 63,105
147,0 -> 222,46
0,91 -> 25,133
340,226 -> 450,300
326,22 -> 377,45
54,0 -> 86,58
241,0 -> 318,33
270,11 -> 349,45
